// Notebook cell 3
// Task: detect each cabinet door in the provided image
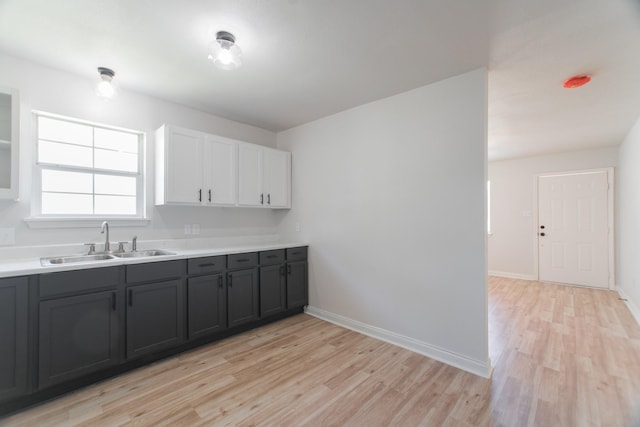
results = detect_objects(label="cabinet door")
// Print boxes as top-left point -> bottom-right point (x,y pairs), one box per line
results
0,277 -> 28,401
188,274 -> 227,340
263,148 -> 291,208
165,127 -> 204,204
287,261 -> 308,309
238,144 -> 263,207
39,290 -> 119,389
204,137 -> 237,206
126,280 -> 184,359
260,265 -> 286,318
227,269 -> 259,327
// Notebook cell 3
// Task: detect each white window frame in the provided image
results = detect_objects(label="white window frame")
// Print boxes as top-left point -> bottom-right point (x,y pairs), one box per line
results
26,111 -> 149,229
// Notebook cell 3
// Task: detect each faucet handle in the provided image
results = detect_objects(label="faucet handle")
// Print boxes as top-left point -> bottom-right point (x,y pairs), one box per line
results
132,235 -> 138,252
84,243 -> 96,255
116,242 -> 128,253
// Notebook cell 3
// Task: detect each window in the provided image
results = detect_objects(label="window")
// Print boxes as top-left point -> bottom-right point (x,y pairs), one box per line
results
33,113 -> 144,218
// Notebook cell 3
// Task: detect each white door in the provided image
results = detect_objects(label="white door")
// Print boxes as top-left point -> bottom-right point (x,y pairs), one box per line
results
166,128 -> 204,205
204,137 -> 237,206
237,144 -> 263,206
263,149 -> 290,208
538,171 -> 610,288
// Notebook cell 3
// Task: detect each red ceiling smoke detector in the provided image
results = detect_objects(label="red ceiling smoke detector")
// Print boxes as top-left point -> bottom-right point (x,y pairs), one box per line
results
563,75 -> 591,89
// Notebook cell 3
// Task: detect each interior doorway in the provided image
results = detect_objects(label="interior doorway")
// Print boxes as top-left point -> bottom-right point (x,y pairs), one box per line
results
537,169 -> 613,289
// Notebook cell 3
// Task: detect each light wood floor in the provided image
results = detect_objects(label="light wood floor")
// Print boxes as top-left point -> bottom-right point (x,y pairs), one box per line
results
2,277 -> 640,426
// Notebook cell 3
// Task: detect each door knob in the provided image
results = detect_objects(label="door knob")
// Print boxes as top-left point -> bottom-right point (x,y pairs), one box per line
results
540,232 -> 546,236
540,225 -> 545,229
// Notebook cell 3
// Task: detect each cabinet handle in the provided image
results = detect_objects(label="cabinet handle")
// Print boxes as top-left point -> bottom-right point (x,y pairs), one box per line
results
266,255 -> 277,259
228,274 -> 233,287
111,292 -> 116,311
280,265 -> 285,276
218,275 -> 223,288
198,189 -> 202,202
199,262 -> 216,267
287,264 -> 292,275
267,194 -> 271,205
260,193 -> 264,205
236,258 -> 250,263
128,289 -> 133,307
208,189 -> 212,203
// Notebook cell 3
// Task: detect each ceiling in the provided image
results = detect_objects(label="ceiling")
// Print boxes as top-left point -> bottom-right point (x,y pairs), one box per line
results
0,0 -> 638,161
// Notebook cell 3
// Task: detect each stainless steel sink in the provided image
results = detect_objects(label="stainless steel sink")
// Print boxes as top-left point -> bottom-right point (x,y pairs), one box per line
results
112,249 -> 175,258
41,253 -> 117,266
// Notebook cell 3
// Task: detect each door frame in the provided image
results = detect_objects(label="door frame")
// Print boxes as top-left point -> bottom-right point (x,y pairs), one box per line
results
533,167 -> 615,289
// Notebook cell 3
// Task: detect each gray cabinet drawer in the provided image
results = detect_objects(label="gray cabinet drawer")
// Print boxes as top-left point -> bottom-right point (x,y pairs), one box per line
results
286,247 -> 307,261
126,260 -> 185,284
40,267 -> 120,299
227,252 -> 258,270
188,256 -> 226,275
259,250 -> 285,265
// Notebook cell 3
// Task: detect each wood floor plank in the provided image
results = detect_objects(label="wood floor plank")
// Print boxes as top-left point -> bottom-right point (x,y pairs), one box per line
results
2,277 -> 640,426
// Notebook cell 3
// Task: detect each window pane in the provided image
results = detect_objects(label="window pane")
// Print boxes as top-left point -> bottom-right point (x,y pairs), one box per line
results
41,193 -> 93,215
42,169 -> 92,193
95,174 -> 136,196
95,195 -> 136,215
39,140 -> 92,168
95,128 -> 138,154
95,148 -> 137,172
39,117 -> 93,146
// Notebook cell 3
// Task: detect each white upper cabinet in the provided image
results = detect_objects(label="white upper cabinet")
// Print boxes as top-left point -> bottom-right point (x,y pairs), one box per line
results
0,87 -> 19,200
156,125 -> 289,209
263,148 -> 291,208
204,135 -> 237,206
156,125 -> 238,206
238,143 -> 291,209
237,143 -> 263,207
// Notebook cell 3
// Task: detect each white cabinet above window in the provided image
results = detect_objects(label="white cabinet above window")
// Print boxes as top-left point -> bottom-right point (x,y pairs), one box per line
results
155,125 -> 290,209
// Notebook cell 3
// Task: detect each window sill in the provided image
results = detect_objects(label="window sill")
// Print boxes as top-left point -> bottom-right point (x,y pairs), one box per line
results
24,217 -> 150,229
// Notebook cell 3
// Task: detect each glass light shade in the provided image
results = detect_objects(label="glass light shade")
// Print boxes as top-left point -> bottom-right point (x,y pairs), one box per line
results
208,38 -> 242,70
95,68 -> 117,99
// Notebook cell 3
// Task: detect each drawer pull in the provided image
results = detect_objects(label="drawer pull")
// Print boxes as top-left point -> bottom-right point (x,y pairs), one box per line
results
218,275 -> 223,288
236,258 -> 250,263
229,274 -> 233,287
199,263 -> 216,268
111,292 -> 117,311
128,289 -> 133,307
287,264 -> 292,275
266,255 -> 277,259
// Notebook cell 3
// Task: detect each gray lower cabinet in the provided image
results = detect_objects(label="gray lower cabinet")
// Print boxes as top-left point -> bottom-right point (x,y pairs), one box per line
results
286,260 -> 308,309
260,264 -> 286,317
227,269 -> 259,328
38,290 -> 119,389
188,274 -> 227,339
0,277 -> 28,402
126,280 -> 185,359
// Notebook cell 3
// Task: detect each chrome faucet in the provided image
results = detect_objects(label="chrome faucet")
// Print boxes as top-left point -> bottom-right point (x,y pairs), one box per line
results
100,221 -> 111,252
132,235 -> 138,252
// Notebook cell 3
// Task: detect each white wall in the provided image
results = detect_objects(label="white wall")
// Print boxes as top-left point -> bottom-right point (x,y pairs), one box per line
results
0,53 -> 280,246
617,116 -> 640,324
488,147 -> 618,279
276,69 -> 490,376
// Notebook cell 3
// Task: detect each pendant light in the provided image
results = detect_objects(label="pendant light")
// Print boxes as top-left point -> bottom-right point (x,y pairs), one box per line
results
96,67 -> 117,99
208,31 -> 242,70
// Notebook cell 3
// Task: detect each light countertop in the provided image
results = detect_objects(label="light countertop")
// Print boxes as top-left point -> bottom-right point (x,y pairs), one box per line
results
0,239 -> 307,279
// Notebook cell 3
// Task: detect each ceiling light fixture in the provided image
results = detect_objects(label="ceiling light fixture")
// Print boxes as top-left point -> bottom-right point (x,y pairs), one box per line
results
96,67 -> 117,99
563,75 -> 591,89
208,31 -> 242,70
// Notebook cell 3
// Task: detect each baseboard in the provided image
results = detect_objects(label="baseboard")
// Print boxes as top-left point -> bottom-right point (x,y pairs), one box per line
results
488,270 -> 537,281
304,306 -> 492,379
617,287 -> 640,327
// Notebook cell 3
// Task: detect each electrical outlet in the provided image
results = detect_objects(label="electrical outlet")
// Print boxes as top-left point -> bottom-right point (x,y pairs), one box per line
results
184,224 -> 192,235
0,228 -> 15,245
295,222 -> 301,232
192,224 -> 200,235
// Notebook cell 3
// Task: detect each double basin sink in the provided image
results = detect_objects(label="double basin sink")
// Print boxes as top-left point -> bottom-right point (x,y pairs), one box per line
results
41,250 -> 175,267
